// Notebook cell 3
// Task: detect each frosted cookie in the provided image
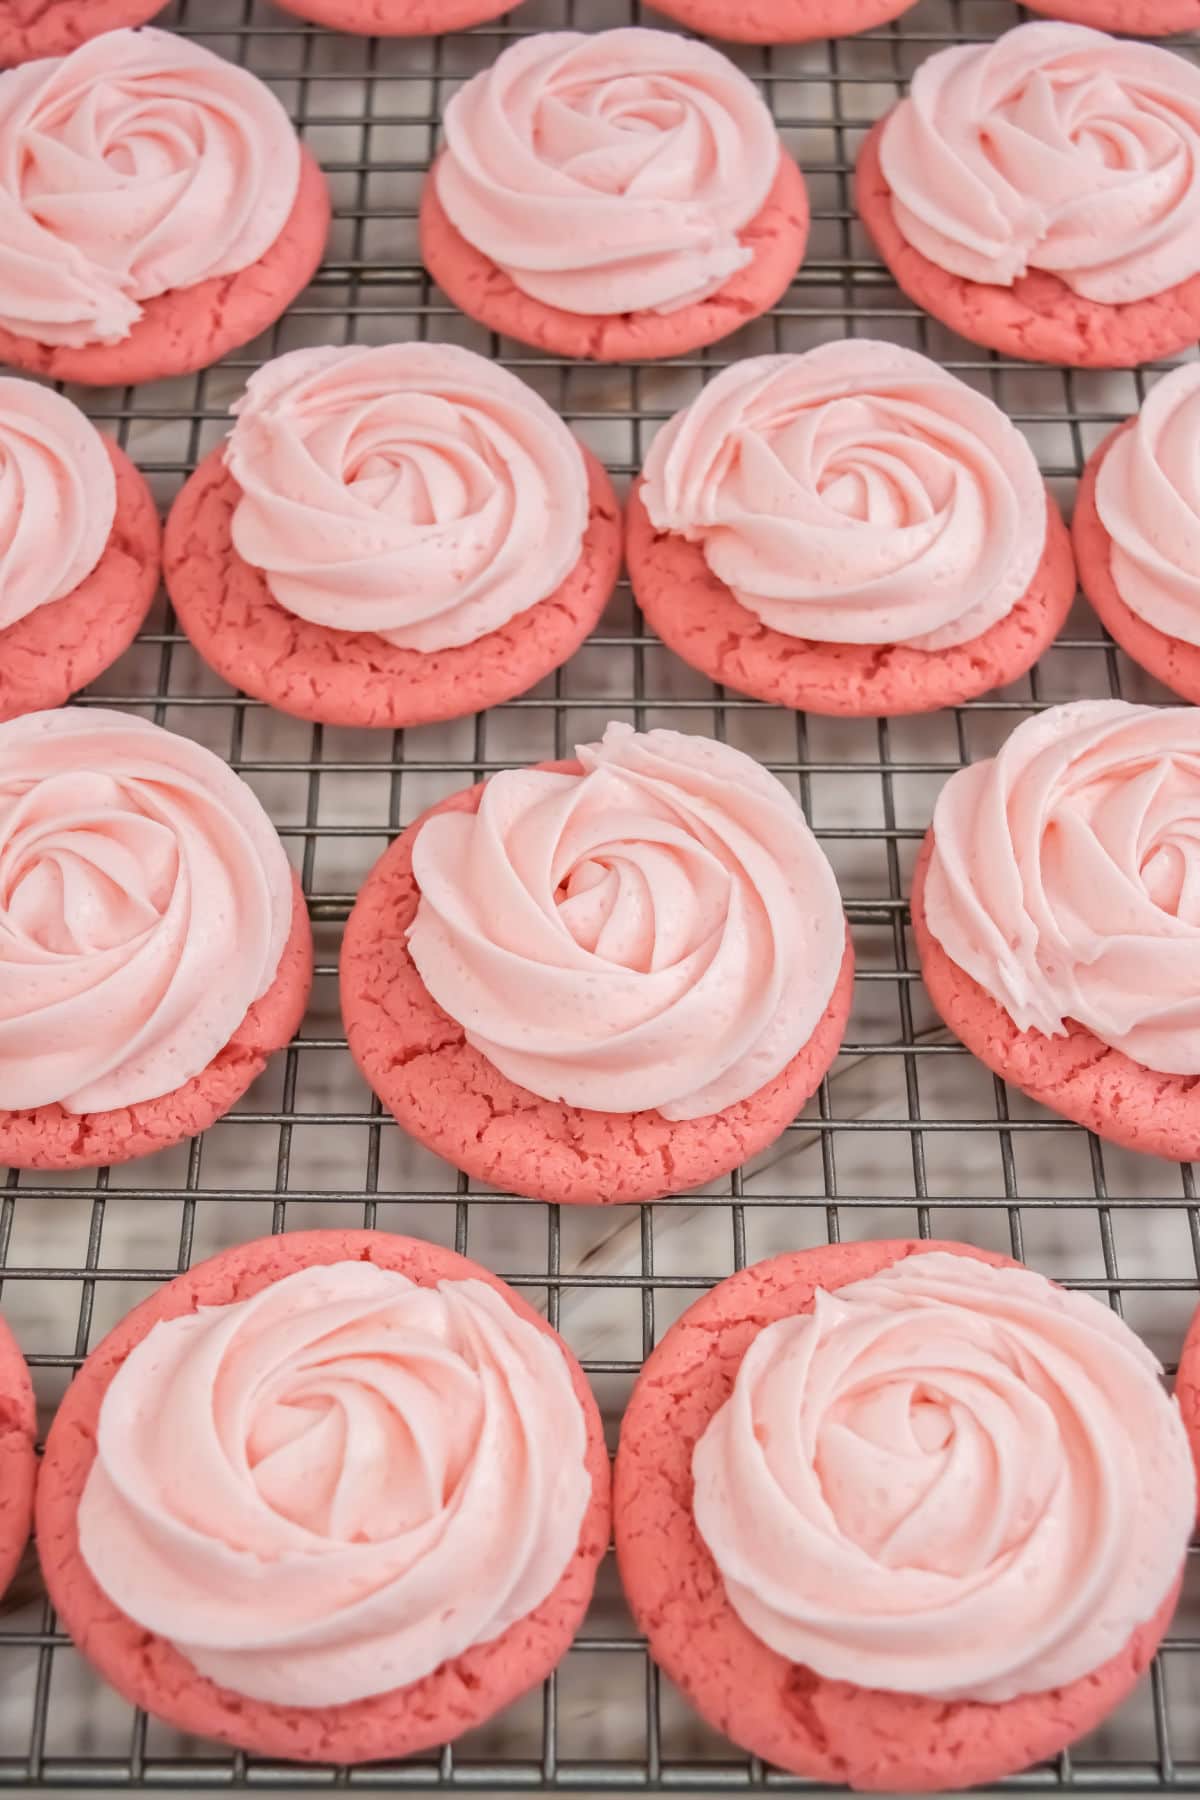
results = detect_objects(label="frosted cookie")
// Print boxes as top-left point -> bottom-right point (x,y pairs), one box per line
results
1019,0 -> 1200,31
0,379 -> 160,721
627,341 -> 1075,716
271,0 -> 523,28
0,709 -> 312,1172
615,1239 -> 1194,1789
342,724 -> 853,1206
1074,366 -> 1200,704
0,1311 -> 34,1602
913,701 -> 1200,1161
856,24 -> 1200,368
37,1229 -> 610,1763
164,343 -> 621,729
640,0 -> 917,42
420,29 -> 809,362
0,29 -> 330,386
0,0 -> 164,65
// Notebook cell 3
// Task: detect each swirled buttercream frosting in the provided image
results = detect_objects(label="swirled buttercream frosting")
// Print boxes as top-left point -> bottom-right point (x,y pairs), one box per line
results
641,341 -> 1046,650
77,1260 -> 593,1706
0,27 -> 302,347
0,377 -> 115,632
225,343 -> 589,653
923,699 -> 1200,1072
406,722 -> 845,1119
693,1249 -> 1194,1700
0,708 -> 294,1112
878,22 -> 1200,304
434,28 -> 780,317
1095,365 -> 1200,649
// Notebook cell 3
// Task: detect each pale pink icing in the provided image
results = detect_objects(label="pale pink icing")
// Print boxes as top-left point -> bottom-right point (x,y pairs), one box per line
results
879,22 -> 1200,304
924,699 -> 1200,1073
641,341 -> 1046,652
406,723 -> 844,1121
0,27 -> 301,349
1096,366 -> 1200,649
0,708 -> 293,1113
693,1250 -> 1194,1701
435,28 -> 779,318
225,343 -> 589,653
0,378 -> 114,632
77,1261 -> 591,1707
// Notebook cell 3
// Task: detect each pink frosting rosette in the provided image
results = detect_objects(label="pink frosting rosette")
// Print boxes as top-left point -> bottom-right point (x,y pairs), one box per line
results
0,27 -> 301,348
77,1261 -> 592,1706
434,28 -> 779,317
694,1251 -> 1194,1700
923,699 -> 1200,1072
879,22 -> 1200,304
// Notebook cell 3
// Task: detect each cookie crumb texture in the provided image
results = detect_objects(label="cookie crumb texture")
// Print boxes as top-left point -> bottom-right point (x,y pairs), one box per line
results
420,151 -> 809,362
1020,0 -> 1200,29
164,449 -> 621,728
1073,423 -> 1200,705
643,0 -> 916,40
912,838 -> 1200,1161
341,771 -> 854,1206
626,484 -> 1076,716
36,1229 -> 611,1764
0,1313 -> 35,1603
0,0 -> 163,65
1176,1304 -> 1200,1513
271,0 -> 521,27
0,150 -> 329,388
856,119 -> 1200,369
0,879 -> 313,1172
0,439 -> 161,724
614,1238 -> 1180,1790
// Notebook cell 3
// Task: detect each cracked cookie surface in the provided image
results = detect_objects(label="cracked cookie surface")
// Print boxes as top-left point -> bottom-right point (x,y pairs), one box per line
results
912,837 -> 1200,1161
419,151 -> 809,363
615,1238 -> 1181,1789
0,150 -> 329,387
856,118 -> 1200,368
164,449 -> 621,729
341,769 -> 854,1206
36,1229 -> 611,1764
0,878 -> 312,1172
0,439 -> 161,723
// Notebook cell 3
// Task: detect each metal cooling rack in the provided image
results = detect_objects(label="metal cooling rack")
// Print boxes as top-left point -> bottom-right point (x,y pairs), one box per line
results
3,0 -> 1200,1788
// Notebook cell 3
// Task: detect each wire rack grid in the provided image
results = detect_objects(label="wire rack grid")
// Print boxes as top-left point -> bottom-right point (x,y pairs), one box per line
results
2,0 -> 1200,1789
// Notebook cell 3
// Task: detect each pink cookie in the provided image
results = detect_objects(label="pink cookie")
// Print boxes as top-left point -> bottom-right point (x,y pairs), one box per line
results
626,483 -> 1076,717
420,151 -> 809,364
341,768 -> 854,1207
0,150 -> 330,389
271,0 -> 522,27
642,0 -> 917,40
614,1237 -> 1182,1791
0,1311 -> 35,1602
0,0 -> 163,66
164,447 -> 621,730
0,438 -> 160,724
911,836 -> 1200,1162
1073,422 -> 1200,705
856,118 -> 1200,370
1176,1303 -> 1200,1512
37,1228 -> 611,1764
1019,0 -> 1200,29
0,875 -> 312,1172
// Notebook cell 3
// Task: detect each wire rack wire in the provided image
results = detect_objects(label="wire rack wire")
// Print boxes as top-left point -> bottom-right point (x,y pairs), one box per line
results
3,0 -> 1200,1788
